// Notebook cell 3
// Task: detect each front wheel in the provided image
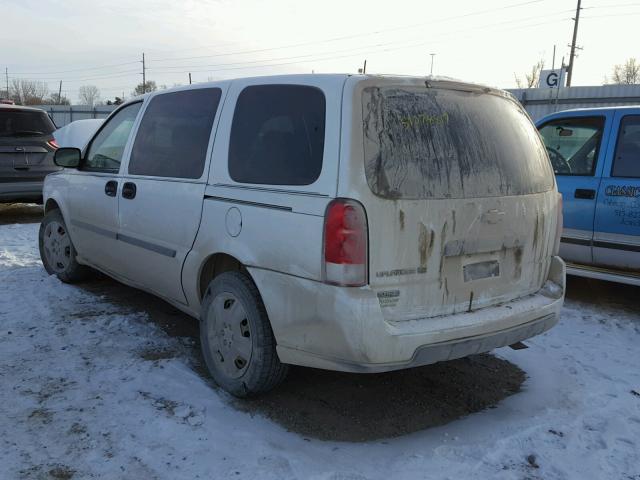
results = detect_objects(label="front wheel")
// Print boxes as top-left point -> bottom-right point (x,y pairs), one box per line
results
39,209 -> 90,283
200,271 -> 289,397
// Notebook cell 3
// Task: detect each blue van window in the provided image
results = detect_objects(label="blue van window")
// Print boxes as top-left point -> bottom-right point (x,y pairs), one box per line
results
538,116 -> 604,176
612,115 -> 640,178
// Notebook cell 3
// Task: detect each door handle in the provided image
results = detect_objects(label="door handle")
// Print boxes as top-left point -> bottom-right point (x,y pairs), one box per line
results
13,166 -> 30,171
574,188 -> 596,200
105,180 -> 118,197
122,182 -> 137,199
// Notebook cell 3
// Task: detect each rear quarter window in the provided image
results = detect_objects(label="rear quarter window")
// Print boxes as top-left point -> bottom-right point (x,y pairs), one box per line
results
228,84 -> 326,186
362,86 -> 554,199
613,115 -> 640,178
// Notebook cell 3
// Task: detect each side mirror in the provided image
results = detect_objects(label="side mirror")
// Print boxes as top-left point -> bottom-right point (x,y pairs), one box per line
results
54,147 -> 81,168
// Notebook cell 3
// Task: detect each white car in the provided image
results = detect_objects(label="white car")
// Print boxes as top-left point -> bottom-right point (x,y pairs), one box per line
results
53,119 -> 104,149
40,74 -> 565,397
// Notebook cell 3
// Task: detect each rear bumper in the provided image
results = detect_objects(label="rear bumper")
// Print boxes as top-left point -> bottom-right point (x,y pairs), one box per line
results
278,311 -> 558,373
250,256 -> 565,373
0,181 -> 44,202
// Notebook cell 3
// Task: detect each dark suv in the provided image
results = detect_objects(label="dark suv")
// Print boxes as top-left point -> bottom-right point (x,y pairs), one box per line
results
0,104 -> 60,203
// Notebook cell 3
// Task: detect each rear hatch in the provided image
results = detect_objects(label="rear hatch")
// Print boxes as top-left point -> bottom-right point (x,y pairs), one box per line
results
0,107 -> 58,182
356,79 -> 558,321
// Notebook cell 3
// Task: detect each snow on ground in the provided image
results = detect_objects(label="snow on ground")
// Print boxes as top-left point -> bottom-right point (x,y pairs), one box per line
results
1,222 -> 639,480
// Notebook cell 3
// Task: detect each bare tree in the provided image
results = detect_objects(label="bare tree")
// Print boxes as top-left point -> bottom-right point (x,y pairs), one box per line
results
9,78 -> 49,105
45,94 -> 71,105
106,96 -> 124,105
133,80 -> 157,96
514,59 -> 546,89
78,85 -> 101,106
607,58 -> 640,85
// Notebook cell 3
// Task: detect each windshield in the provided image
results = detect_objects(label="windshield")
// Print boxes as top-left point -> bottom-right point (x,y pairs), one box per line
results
0,109 -> 56,137
362,86 -> 554,199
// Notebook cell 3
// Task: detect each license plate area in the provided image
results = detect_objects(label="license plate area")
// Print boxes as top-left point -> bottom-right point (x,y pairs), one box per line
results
463,260 -> 500,282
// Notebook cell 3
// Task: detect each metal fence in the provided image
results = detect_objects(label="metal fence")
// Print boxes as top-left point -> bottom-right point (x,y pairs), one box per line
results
507,84 -> 640,121
34,104 -> 117,128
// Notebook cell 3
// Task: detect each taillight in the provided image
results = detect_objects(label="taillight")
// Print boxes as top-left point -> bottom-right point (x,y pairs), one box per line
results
47,139 -> 59,149
323,199 -> 368,287
553,193 -> 563,256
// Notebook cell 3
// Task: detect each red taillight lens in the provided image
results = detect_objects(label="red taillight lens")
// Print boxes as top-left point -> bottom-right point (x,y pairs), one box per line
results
553,193 -> 563,256
47,139 -> 59,149
323,199 -> 368,286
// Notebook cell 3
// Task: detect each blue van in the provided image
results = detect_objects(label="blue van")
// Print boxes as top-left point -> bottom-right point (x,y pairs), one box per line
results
537,107 -> 640,285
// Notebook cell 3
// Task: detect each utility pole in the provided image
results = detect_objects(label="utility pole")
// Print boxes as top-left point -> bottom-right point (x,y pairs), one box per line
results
58,81 -> 62,104
429,53 -> 436,76
5,67 -> 8,99
566,0 -> 582,87
142,52 -> 146,93
189,72 -> 192,85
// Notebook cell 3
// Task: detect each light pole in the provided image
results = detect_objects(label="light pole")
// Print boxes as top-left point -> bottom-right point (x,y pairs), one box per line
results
429,53 -> 436,76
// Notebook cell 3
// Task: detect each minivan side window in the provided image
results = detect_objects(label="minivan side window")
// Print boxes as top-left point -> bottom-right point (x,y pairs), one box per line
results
612,115 -> 640,178
84,102 -> 142,171
129,88 -> 222,179
228,85 -> 326,186
538,116 -> 605,176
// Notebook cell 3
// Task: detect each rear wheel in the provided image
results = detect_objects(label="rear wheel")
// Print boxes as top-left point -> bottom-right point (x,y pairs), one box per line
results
200,271 -> 288,397
39,209 -> 90,283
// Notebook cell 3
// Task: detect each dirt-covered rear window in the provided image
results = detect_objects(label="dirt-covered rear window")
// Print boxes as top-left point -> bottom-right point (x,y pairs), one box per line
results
362,86 -> 554,199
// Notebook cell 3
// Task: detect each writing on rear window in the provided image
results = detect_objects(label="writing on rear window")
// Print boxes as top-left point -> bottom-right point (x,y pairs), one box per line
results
400,112 -> 449,129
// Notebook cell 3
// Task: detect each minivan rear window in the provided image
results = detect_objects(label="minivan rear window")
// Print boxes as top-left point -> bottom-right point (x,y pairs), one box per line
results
362,86 -> 554,199
0,109 -> 55,137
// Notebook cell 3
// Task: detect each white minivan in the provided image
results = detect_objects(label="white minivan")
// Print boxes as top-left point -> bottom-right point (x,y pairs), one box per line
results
40,74 -> 565,397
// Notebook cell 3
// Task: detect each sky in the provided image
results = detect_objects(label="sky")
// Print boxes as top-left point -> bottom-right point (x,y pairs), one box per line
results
2,0 -> 638,103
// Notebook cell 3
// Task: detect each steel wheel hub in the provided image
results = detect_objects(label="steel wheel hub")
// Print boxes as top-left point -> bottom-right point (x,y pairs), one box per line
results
43,221 -> 72,273
207,293 -> 252,379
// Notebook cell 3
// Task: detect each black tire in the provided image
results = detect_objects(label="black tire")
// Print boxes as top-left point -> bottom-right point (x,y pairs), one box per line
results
39,208 -> 90,283
200,271 -> 289,397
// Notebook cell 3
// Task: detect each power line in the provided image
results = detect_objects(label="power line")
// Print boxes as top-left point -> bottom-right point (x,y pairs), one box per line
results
4,0 -> 557,82
6,0 -> 592,96
7,12 -> 571,100
148,0 -> 549,64
586,2 -> 640,8
151,16 -> 570,77
582,11 -> 640,17
148,10 -> 573,75
8,70 -> 141,83
9,60 -> 140,76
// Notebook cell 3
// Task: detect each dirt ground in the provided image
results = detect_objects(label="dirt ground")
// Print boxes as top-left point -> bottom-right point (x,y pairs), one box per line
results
0,203 -> 43,225
3,202 -> 636,443
76,268 -> 527,442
